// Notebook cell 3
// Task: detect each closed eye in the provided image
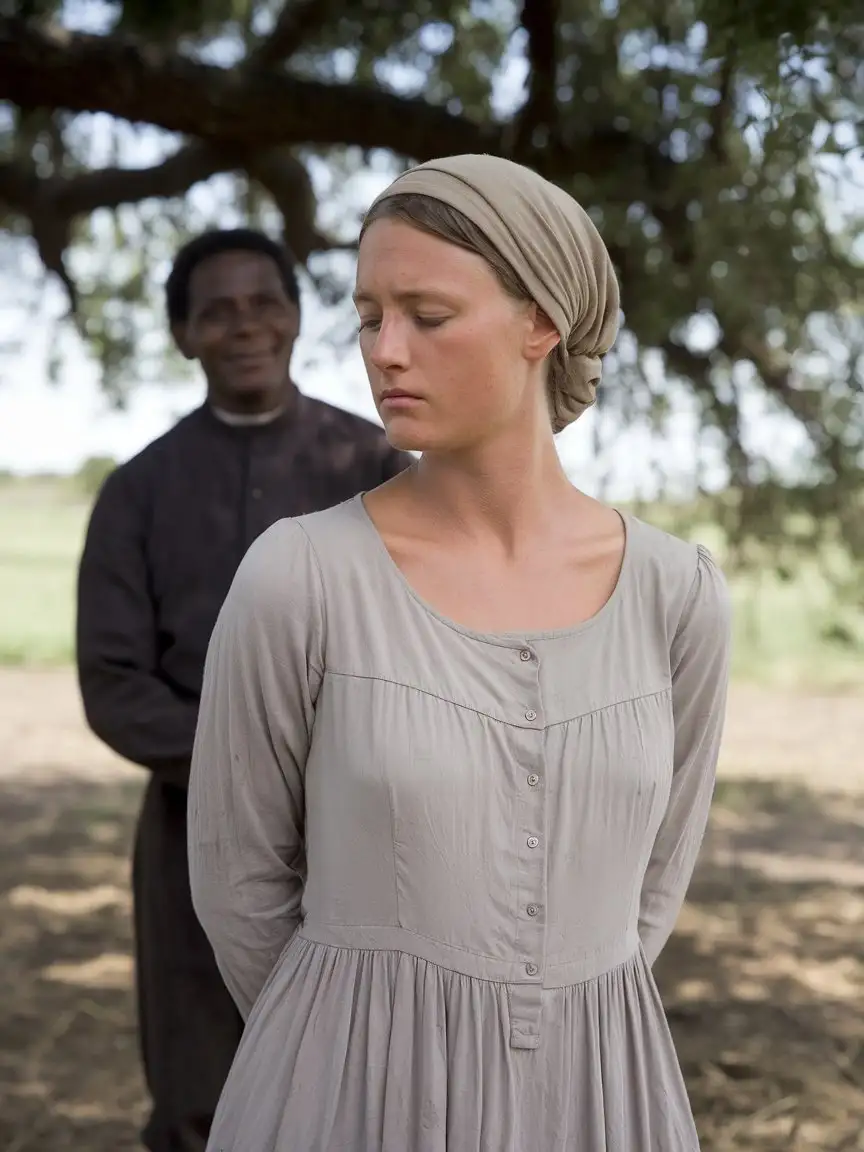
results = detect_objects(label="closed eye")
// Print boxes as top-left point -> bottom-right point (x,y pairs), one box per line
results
357,314 -> 450,334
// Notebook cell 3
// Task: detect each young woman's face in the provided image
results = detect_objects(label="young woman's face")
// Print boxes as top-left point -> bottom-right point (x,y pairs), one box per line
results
354,218 -> 558,453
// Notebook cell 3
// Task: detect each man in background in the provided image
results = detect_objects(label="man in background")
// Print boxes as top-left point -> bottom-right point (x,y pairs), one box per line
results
76,228 -> 412,1152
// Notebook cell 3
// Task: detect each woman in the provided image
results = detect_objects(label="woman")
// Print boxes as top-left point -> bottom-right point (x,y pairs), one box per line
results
188,153 -> 732,1151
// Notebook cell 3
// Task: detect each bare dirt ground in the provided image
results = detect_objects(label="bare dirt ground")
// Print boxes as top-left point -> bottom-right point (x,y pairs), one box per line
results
1,668 -> 862,1151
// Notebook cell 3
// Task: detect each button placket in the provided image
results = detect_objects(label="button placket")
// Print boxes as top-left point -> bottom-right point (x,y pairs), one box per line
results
510,645 -> 547,1050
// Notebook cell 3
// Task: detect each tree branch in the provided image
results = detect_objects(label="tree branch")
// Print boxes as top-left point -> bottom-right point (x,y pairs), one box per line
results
662,324 -> 833,476
717,328 -> 826,445
0,16 -> 669,193
0,158 -> 78,315
249,0 -> 333,69
0,141 -> 245,314
708,50 -> 737,163
56,142 -> 240,215
0,14 -> 697,235
0,17 -> 498,157
0,135 -> 347,308
0,16 -> 699,307
514,0 -> 559,149
661,337 -> 750,482
245,149 -> 324,261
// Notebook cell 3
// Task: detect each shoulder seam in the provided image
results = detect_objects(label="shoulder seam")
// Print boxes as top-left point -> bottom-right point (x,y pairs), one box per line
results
672,543 -> 711,648
294,520 -> 329,662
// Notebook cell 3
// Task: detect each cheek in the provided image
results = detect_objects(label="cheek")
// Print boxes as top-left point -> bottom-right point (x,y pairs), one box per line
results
188,317 -> 230,347
442,328 -> 529,428
189,325 -> 225,361
271,313 -> 299,343
358,334 -> 377,373
430,328 -> 506,399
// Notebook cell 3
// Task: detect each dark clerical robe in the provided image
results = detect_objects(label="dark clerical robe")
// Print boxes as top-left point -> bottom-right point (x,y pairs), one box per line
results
76,395 -> 411,1152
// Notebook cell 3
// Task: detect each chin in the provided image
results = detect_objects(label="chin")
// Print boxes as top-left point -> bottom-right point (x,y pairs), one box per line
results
226,375 -> 281,395
379,412 -> 432,453
385,428 -> 429,453
382,415 -> 465,455
218,377 -> 285,409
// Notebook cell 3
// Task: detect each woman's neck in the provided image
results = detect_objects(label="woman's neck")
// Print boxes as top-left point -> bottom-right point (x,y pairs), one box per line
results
412,428 -> 577,560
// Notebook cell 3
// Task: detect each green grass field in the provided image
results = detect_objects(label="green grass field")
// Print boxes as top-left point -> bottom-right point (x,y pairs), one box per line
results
0,480 -> 87,666
1,477 -> 862,689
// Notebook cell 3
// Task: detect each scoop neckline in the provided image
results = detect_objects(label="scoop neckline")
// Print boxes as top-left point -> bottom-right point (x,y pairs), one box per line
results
351,491 -> 633,648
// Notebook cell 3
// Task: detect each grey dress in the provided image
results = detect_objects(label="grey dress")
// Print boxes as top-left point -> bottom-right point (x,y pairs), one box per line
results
188,494 -> 732,1151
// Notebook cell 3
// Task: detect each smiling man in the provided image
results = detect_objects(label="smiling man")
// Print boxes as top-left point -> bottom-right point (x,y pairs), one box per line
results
75,229 -> 412,1152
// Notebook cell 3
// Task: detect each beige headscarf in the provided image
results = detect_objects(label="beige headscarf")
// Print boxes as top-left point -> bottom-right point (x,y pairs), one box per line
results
366,154 -> 620,432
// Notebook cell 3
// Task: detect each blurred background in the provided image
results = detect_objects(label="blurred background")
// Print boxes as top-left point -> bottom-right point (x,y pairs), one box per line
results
0,1 -> 862,1149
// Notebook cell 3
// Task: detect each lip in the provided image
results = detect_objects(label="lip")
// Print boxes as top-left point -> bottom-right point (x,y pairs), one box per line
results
229,351 -> 276,365
380,389 -> 423,408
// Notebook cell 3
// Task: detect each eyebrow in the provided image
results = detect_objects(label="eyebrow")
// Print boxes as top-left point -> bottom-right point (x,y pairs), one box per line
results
197,290 -> 290,323
352,288 -> 455,307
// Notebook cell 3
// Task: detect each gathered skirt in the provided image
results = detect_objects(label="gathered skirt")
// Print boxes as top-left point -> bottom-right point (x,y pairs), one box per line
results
206,935 -> 699,1151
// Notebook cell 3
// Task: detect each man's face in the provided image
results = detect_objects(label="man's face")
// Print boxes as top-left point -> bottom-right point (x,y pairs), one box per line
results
173,249 -> 300,411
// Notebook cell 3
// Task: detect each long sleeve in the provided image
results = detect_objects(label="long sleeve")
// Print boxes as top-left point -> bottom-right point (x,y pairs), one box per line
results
639,545 -> 733,965
188,518 -> 324,1020
76,467 -> 199,784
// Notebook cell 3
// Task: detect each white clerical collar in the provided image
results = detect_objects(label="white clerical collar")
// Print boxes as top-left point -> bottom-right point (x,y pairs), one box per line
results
210,403 -> 286,427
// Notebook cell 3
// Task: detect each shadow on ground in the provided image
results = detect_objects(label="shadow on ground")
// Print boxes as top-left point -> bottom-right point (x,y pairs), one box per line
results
656,779 -> 864,1151
0,776 -> 861,1152
0,778 -> 145,1152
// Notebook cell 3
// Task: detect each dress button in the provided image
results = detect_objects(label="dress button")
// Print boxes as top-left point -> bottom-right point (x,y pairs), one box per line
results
527,903 -> 539,917
524,709 -> 537,722
527,836 -> 539,849
251,488 -> 263,500
525,962 -> 539,976
527,773 -> 540,787
520,649 -> 532,661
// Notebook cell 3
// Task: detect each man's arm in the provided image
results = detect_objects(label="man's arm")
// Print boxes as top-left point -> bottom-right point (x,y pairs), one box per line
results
76,466 -> 199,787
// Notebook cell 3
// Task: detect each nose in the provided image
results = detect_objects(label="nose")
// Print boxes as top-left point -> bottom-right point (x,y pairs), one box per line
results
231,301 -> 264,338
367,314 -> 409,372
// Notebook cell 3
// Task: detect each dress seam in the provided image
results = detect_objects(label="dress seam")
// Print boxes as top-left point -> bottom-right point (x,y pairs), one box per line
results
294,519 -> 329,662
309,921 -> 514,963
549,686 -> 671,730
384,785 -> 401,925
296,933 -> 641,988
670,543 -> 704,677
303,922 -> 638,967
323,668 -> 671,727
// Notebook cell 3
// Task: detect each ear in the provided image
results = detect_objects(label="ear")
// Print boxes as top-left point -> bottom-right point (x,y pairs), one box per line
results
524,305 -> 561,363
171,321 -> 195,361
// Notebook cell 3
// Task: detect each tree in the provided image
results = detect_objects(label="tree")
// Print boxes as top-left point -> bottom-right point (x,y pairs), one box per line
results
0,0 -> 862,581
